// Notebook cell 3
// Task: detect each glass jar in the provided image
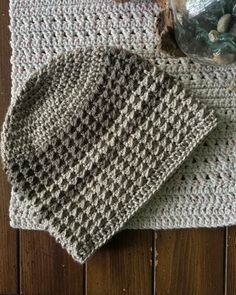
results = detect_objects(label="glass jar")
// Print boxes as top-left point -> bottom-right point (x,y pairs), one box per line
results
169,0 -> 236,66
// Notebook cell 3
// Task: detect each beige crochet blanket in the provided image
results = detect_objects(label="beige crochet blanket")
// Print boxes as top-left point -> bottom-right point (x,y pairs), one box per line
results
7,0 -> 236,245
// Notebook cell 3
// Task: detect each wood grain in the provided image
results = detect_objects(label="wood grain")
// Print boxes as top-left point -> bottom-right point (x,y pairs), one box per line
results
87,230 -> 154,295
0,166 -> 18,295
0,0 -> 19,294
227,226 -> 236,295
20,231 -> 85,295
155,229 -> 225,295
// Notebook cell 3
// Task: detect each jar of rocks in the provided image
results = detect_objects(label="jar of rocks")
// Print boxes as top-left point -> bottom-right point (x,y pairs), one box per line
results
169,0 -> 236,66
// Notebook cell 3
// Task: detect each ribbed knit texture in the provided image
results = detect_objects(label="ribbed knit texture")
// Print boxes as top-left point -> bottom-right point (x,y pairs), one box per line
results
1,47 -> 217,262
8,0 -> 236,231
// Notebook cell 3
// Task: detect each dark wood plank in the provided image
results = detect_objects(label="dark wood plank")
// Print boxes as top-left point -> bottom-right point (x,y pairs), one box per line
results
227,226 -> 236,295
0,166 -> 18,295
20,231 -> 85,295
87,230 -> 154,295
0,0 -> 19,293
156,229 -> 225,295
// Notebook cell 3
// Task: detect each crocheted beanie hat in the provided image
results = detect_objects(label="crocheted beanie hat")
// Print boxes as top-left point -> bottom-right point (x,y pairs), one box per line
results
1,47 -> 217,263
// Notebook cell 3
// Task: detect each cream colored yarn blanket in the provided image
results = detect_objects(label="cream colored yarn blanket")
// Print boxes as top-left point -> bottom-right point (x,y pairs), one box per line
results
8,0 -> 236,234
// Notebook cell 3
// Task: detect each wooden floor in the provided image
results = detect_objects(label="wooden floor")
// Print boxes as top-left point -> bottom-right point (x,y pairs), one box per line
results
1,1 -> 236,294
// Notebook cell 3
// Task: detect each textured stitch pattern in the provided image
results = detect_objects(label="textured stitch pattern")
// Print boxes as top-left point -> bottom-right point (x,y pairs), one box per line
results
1,47 -> 217,262
8,0 -> 236,231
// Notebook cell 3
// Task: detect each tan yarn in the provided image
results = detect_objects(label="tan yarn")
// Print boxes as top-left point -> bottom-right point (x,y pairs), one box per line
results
1,47 -> 217,263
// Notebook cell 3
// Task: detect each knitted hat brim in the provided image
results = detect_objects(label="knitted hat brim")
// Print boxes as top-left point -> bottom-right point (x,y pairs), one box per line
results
1,47 -> 217,263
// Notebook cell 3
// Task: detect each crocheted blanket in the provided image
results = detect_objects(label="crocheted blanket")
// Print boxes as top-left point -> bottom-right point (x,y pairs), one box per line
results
8,0 -> 236,233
